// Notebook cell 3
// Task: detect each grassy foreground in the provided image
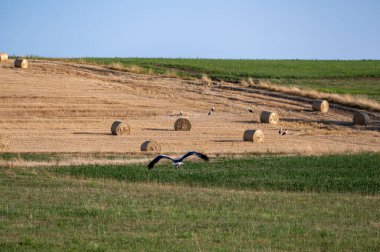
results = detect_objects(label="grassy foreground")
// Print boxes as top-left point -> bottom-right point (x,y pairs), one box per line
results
68,58 -> 380,101
54,153 -> 380,194
0,153 -> 379,251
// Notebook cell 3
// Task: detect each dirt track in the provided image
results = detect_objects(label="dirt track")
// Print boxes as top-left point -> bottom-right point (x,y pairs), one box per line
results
1,60 -> 379,157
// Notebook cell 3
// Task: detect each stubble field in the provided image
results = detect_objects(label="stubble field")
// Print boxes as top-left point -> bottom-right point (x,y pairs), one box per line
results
0,59 -> 379,163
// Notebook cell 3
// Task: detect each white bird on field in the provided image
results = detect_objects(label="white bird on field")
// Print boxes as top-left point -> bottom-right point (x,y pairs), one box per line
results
279,127 -> 287,136
148,151 -> 209,169
248,108 -> 254,113
179,110 -> 184,116
208,106 -> 215,116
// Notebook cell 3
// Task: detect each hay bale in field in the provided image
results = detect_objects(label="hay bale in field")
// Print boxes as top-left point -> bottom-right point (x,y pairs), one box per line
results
174,118 -> 192,131
312,100 -> 329,113
260,111 -> 279,124
141,140 -> 161,152
14,58 -> 28,68
353,112 -> 370,126
111,121 -> 130,135
243,129 -> 264,142
0,53 -> 8,62
0,135 -> 11,151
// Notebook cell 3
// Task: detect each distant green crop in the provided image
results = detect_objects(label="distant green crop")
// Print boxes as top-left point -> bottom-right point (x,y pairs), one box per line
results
0,153 -> 54,161
75,58 -> 380,80
65,58 -> 380,101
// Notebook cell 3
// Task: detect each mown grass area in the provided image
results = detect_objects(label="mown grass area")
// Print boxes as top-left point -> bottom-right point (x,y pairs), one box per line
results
0,153 -> 147,163
0,153 -> 379,251
54,153 -> 380,194
64,58 -> 380,101
0,153 -> 55,162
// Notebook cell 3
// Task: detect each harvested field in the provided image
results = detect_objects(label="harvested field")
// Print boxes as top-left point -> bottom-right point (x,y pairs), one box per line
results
0,59 -> 379,158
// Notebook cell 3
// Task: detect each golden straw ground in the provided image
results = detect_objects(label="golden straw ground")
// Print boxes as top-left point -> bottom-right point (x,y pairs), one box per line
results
0,135 -> 11,151
0,60 -> 379,156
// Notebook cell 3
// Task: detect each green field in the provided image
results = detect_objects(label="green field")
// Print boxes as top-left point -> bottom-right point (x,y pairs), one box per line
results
1,153 -> 379,251
66,58 -> 380,101
53,153 -> 380,194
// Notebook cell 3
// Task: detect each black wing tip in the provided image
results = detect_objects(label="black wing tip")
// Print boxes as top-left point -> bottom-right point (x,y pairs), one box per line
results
148,154 -> 171,169
191,151 -> 209,161
148,158 -> 156,170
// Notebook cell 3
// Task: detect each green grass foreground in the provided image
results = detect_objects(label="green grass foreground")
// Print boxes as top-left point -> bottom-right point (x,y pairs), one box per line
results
0,153 -> 379,251
69,58 -> 380,101
54,153 -> 380,194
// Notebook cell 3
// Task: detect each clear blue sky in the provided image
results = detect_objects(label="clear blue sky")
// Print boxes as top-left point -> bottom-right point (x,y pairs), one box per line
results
1,0 -> 379,59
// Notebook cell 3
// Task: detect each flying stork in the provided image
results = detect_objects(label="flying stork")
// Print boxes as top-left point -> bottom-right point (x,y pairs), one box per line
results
148,151 -> 209,169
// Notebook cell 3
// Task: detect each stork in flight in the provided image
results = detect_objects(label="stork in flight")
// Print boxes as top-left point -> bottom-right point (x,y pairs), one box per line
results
148,151 -> 209,169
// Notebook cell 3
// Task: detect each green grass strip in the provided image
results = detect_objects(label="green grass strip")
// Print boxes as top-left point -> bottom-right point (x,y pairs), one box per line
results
0,153 -> 55,162
76,58 -> 380,79
52,153 -> 380,194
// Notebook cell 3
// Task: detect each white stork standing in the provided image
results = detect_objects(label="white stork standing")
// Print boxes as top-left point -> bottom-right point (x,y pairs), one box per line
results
279,127 -> 287,136
208,107 -> 215,116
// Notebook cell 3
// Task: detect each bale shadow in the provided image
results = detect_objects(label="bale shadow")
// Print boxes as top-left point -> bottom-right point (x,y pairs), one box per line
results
318,120 -> 353,126
290,108 -> 313,113
364,126 -> 380,132
233,120 -> 260,124
353,120 -> 380,132
282,117 -> 380,132
213,140 -> 243,143
73,132 -> 113,136
281,118 -> 352,126
143,128 -> 174,131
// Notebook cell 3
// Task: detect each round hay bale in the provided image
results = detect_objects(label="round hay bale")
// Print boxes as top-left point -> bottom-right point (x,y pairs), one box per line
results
312,100 -> 329,113
0,135 -> 11,151
141,140 -> 161,152
0,53 -> 8,62
243,129 -> 264,142
111,121 -> 130,135
14,58 -> 28,68
174,118 -> 192,131
353,112 -> 370,126
260,111 -> 279,124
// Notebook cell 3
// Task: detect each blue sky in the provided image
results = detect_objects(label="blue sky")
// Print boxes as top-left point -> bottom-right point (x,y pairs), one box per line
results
1,0 -> 379,59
